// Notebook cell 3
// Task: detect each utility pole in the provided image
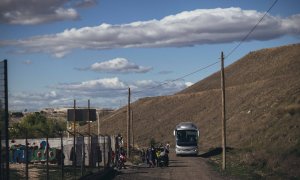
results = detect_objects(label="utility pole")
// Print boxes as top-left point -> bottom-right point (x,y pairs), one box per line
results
88,99 -> 91,168
88,100 -> 90,137
97,111 -> 100,136
131,110 -> 134,150
221,52 -> 226,170
127,87 -> 131,158
73,99 -> 77,179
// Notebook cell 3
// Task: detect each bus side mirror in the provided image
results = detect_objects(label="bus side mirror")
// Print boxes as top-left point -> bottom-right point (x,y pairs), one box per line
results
173,130 -> 175,136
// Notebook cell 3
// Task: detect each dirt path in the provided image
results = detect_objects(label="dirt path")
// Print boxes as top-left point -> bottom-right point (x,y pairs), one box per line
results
110,151 -> 228,180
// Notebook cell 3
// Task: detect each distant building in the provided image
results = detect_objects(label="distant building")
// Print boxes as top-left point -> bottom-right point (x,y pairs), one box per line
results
10,112 -> 24,124
10,112 -> 24,118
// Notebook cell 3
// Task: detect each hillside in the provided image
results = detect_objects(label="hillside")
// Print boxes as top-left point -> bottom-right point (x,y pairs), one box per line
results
87,43 -> 300,178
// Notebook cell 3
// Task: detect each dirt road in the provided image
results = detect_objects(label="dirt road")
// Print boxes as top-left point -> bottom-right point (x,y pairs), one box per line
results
109,151 -> 228,180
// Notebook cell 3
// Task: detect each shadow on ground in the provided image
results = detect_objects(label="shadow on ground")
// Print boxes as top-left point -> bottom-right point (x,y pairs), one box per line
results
199,147 -> 233,158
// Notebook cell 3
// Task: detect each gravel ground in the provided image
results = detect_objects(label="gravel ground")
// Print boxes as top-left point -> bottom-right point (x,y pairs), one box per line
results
105,151 -> 229,180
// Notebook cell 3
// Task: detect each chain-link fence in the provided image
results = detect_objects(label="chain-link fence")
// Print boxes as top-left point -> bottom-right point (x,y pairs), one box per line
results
9,133 -> 113,180
1,60 -> 121,179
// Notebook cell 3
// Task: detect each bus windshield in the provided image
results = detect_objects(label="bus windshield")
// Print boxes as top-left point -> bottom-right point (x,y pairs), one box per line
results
176,130 -> 198,146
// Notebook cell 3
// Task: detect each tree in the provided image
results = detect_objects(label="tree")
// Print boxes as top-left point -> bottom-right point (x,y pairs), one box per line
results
9,112 -> 66,139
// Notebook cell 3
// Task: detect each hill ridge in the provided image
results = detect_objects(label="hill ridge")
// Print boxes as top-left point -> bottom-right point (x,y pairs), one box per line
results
86,43 -> 300,178
179,43 -> 300,94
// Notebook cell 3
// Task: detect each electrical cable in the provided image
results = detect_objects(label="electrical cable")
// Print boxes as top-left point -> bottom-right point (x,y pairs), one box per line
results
90,0 -> 279,101
133,60 -> 220,95
132,0 -> 279,97
225,0 -> 278,59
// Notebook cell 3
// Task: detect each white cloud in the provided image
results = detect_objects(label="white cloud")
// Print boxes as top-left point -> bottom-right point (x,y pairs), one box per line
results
45,91 -> 58,98
9,78 -> 192,111
88,58 -> 152,73
0,0 -> 80,25
9,91 -> 65,111
55,77 -> 127,91
133,80 -> 157,88
131,79 -> 193,97
53,77 -> 129,99
1,7 -> 300,57
185,82 -> 194,87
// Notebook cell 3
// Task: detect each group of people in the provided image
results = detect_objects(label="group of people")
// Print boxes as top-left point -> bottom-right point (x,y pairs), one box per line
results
114,134 -> 171,169
113,134 -> 127,169
143,143 -> 170,168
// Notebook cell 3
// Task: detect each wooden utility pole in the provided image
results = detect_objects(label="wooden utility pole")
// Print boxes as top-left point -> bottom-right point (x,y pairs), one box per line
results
97,111 -> 100,136
131,110 -> 134,149
73,99 -> 77,178
88,99 -> 91,167
221,52 -> 226,170
88,100 -> 90,136
127,88 -> 131,158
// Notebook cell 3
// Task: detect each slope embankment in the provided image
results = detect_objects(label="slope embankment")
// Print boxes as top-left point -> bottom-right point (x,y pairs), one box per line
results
87,43 -> 300,178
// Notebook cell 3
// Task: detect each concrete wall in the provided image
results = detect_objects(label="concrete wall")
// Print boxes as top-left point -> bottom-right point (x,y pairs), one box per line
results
9,135 -> 111,167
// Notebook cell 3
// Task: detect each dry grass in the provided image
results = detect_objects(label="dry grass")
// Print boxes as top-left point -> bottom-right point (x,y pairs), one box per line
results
84,43 -> 300,179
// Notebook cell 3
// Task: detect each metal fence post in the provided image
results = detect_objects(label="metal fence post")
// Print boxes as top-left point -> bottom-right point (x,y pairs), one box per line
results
25,130 -> 28,180
73,100 -> 77,180
46,134 -> 49,180
103,136 -> 106,168
80,135 -> 84,177
60,132 -> 64,180
107,136 -> 111,167
97,135 -> 101,172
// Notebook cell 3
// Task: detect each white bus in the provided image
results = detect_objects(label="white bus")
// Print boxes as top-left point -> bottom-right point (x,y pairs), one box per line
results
174,122 -> 199,156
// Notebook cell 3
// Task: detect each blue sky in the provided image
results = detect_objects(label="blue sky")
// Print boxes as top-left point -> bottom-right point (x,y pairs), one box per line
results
0,0 -> 299,111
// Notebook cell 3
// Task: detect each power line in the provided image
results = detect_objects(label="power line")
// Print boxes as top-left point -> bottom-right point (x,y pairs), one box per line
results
171,60 -> 220,82
132,0 -> 279,97
225,0 -> 279,59
132,60 -> 220,95
82,0 -> 279,100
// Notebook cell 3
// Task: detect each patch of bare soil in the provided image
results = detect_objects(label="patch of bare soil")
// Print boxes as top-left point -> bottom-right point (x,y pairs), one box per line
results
10,163 -> 42,179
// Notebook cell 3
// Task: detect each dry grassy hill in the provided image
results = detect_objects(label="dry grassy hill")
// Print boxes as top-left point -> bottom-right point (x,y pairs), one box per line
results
87,43 -> 300,178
